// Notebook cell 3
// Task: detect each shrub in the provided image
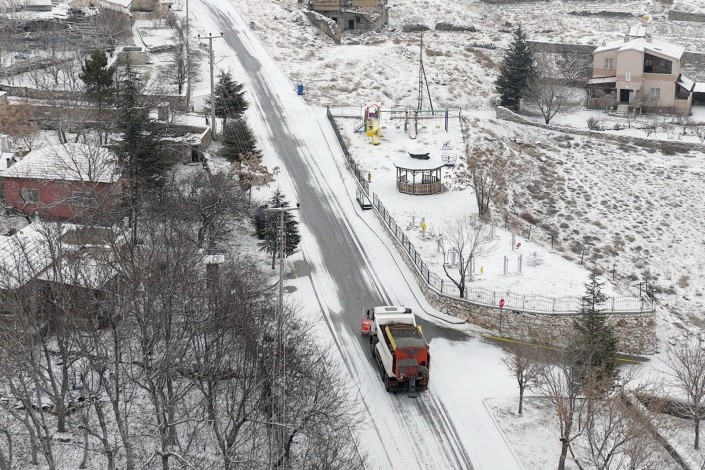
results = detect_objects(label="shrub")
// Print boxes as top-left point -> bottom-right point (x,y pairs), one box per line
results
587,117 -> 603,130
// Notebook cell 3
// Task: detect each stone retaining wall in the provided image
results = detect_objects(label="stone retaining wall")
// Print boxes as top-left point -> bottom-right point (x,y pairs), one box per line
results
495,106 -> 705,154
378,212 -> 657,354
668,9 -> 705,23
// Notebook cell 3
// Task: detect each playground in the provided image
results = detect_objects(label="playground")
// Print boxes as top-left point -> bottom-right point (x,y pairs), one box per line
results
331,105 -> 614,301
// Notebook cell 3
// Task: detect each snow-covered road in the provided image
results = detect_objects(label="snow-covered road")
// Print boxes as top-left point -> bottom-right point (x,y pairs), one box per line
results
189,1 -> 524,467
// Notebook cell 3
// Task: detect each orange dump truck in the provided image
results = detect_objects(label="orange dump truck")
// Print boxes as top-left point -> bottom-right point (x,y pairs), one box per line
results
361,305 -> 430,397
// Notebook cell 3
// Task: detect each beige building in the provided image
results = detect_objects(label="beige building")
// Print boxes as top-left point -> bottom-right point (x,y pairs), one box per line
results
587,34 -> 694,113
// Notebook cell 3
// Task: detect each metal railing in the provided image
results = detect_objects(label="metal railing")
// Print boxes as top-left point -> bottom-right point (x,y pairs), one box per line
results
372,194 -> 653,314
326,108 -> 653,314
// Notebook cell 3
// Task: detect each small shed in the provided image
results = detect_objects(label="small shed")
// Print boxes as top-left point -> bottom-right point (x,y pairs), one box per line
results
393,155 -> 443,195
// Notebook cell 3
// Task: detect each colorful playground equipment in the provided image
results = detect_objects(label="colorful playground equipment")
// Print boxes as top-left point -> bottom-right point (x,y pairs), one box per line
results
364,102 -> 382,145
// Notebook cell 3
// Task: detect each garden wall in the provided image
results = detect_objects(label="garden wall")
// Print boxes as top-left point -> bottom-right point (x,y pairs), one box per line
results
495,106 -> 705,154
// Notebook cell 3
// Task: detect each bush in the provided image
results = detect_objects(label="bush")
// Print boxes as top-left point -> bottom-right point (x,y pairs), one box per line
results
587,117 -> 603,130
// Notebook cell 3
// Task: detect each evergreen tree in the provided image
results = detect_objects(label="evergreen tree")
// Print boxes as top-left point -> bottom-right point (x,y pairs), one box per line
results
495,25 -> 537,110
253,188 -> 301,269
115,66 -> 174,189
80,49 -> 116,113
214,70 -> 248,126
219,118 -> 260,162
573,271 -> 618,388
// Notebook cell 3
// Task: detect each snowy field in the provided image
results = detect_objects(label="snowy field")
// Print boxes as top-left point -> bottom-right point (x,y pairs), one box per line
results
178,1 -> 705,466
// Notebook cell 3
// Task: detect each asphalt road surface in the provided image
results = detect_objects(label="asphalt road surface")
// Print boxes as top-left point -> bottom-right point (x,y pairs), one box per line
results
197,3 -> 477,468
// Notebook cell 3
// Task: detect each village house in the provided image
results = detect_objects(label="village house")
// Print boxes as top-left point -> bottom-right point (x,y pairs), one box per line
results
1,143 -> 122,223
308,0 -> 388,33
586,19 -> 698,114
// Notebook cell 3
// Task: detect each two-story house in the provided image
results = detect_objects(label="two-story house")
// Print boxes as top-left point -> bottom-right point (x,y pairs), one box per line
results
587,34 -> 694,113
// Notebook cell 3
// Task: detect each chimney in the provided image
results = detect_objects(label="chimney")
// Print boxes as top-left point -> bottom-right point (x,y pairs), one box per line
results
646,34 -> 652,43
0,134 -> 8,153
624,35 -> 629,43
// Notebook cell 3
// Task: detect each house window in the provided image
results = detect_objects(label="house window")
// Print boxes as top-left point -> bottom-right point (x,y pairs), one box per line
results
21,188 -> 39,204
625,72 -> 631,82
643,54 -> 672,74
72,192 -> 97,208
649,88 -> 661,100
604,58 -> 614,69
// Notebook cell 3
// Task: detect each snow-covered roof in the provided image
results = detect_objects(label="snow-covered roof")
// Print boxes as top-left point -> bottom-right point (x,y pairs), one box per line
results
2,143 -> 120,183
100,0 -> 132,15
0,152 -> 16,173
694,82 -> 705,93
594,37 -> 685,60
0,224 -> 55,290
677,74 -> 696,91
586,76 -> 617,85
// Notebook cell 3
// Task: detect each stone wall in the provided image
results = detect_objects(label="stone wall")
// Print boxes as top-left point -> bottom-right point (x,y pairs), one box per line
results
668,9 -> 705,23
303,11 -> 342,44
495,106 -> 705,154
378,209 -> 657,354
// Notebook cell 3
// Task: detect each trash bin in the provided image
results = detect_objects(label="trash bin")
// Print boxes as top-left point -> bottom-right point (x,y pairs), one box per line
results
296,83 -> 304,95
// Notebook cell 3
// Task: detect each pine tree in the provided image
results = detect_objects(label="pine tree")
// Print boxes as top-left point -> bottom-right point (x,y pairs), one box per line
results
253,188 -> 301,269
80,49 -> 116,113
495,25 -> 537,110
573,271 -> 618,388
214,71 -> 248,126
115,66 -> 174,189
219,118 -> 260,162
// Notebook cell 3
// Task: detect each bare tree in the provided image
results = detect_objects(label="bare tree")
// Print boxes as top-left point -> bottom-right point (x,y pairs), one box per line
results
466,144 -> 516,215
558,52 -> 592,86
538,350 -> 585,470
529,82 -> 573,124
433,216 -> 496,298
696,126 -> 705,144
664,337 -> 705,450
172,19 -> 188,96
502,345 -> 541,415
159,170 -> 250,250
0,102 -> 38,150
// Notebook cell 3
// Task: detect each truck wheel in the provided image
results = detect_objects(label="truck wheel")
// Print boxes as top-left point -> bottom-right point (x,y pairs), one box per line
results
384,375 -> 391,392
370,337 -> 378,359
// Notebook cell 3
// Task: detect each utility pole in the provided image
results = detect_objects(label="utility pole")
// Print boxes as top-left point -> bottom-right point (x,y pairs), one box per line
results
263,203 -> 300,469
185,0 -> 191,110
198,32 -> 223,137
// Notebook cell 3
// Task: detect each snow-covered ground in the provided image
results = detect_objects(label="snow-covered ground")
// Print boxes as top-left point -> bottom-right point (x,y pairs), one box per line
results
4,0 -> 705,466
170,0 -> 705,466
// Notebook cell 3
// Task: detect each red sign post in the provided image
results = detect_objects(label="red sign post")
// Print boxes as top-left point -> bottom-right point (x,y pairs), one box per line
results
499,298 -> 505,309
